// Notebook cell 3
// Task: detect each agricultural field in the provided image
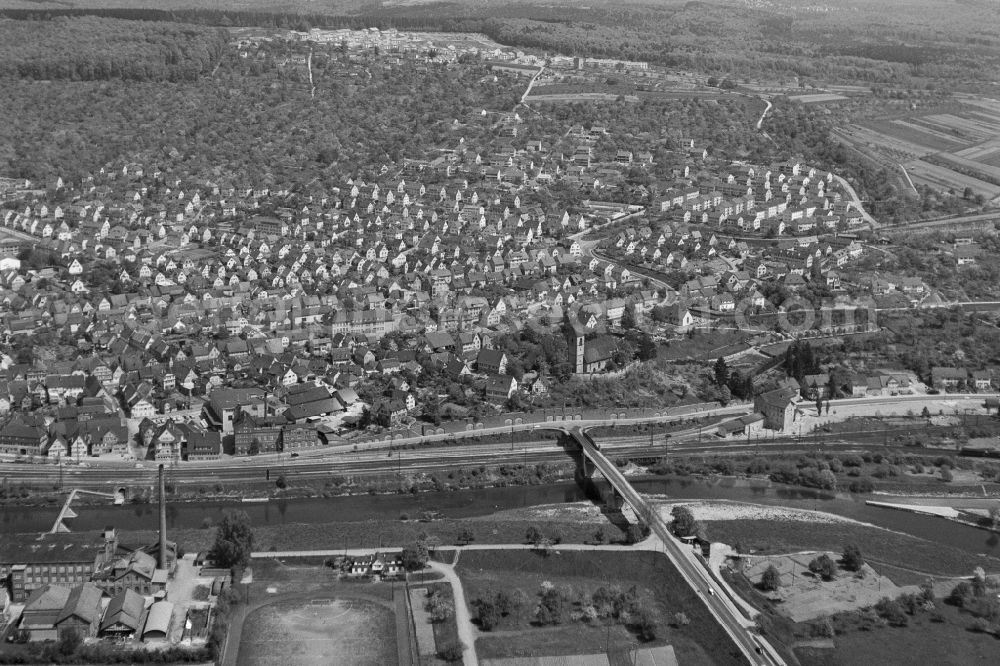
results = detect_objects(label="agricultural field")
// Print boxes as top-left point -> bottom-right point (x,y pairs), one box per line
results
838,97 -> 1000,198
904,160 -> 1000,198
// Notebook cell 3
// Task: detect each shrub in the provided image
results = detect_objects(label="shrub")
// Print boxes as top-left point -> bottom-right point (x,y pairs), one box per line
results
970,617 -> 993,634
848,477 -> 875,493
842,544 -> 864,572
948,581 -> 973,607
842,454 -> 864,467
808,554 -> 837,580
760,564 -> 781,591
875,597 -> 908,626
810,618 -> 835,638
439,643 -> 464,662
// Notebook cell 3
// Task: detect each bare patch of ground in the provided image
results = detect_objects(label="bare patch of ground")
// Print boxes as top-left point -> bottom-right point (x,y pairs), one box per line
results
237,597 -> 396,666
742,553 -> 917,623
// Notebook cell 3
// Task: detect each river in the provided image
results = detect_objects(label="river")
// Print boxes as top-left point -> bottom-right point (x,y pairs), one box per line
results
2,476 -> 997,559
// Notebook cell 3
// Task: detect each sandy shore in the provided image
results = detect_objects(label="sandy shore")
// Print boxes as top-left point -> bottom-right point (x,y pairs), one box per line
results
648,497 -> 868,525
491,498 -> 873,528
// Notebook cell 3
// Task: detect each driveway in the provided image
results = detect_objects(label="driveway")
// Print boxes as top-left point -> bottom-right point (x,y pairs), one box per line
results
426,560 -> 479,666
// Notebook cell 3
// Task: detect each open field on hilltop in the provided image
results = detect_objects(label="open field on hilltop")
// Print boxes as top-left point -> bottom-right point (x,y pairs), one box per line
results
929,151 -> 1000,183
919,112 -> 1000,143
863,119 -> 963,154
238,597 -> 397,666
838,102 -> 1000,197
786,93 -> 848,104
956,138 -> 1000,168
456,549 -> 744,666
904,159 -> 1000,197
839,124 -> 930,159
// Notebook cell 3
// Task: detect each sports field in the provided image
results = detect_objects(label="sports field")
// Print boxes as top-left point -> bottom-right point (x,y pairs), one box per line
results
238,597 -> 397,666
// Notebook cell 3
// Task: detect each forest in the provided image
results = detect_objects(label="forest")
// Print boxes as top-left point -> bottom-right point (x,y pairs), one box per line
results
0,29 -> 520,182
3,1 -> 999,88
0,17 -> 228,81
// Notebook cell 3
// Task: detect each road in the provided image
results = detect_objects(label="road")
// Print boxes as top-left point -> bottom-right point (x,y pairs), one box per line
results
755,99 -> 772,131
573,428 -> 781,666
518,65 -> 545,106
426,559 -> 479,666
830,173 -> 879,229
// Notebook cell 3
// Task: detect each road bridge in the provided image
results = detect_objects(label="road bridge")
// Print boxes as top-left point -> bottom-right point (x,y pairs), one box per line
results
568,426 -> 785,666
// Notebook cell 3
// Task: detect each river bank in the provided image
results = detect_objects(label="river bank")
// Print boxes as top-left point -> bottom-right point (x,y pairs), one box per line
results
0,459 -> 580,510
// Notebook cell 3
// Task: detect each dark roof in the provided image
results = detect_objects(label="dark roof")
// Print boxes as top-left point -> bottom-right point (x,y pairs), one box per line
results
583,336 -> 617,363
100,589 -> 145,632
0,532 -> 104,565
56,583 -> 103,626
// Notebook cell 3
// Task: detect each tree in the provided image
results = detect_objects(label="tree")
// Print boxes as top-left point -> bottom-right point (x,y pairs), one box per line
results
210,510 -> 254,570
940,465 -> 954,482
536,587 -> 566,625
526,526 -> 543,545
760,564 -> 781,591
57,628 -> 81,656
637,333 -> 657,361
401,541 -> 430,571
948,580 -> 973,607
842,544 -> 864,572
622,303 -> 637,329
274,475 -> 287,489
457,528 -> 475,545
670,505 -> 698,537
625,523 -> 646,544
593,526 -> 607,544
635,606 -> 659,641
714,356 -> 729,387
475,599 -> 501,630
808,554 -> 837,580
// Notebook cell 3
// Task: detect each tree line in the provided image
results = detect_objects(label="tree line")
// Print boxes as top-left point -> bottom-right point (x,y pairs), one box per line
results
0,17 -> 228,82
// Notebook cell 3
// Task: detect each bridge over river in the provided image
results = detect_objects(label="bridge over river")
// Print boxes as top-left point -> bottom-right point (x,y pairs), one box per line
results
567,426 -> 785,666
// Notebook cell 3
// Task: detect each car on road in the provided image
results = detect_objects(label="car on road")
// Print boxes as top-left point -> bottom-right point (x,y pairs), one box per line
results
290,453 -> 299,458
707,587 -> 715,596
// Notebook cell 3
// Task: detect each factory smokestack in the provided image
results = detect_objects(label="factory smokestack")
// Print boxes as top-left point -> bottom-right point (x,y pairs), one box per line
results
158,464 -> 167,570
